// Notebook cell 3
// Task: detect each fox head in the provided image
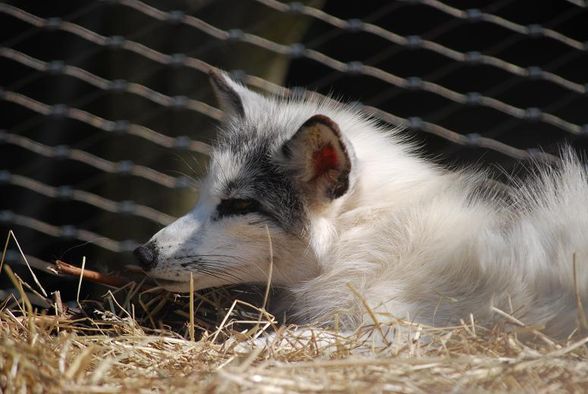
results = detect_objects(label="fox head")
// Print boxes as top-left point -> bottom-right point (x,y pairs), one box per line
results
134,70 -> 361,292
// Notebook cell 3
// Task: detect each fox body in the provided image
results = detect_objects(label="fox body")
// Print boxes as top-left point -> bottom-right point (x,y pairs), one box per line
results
135,71 -> 588,339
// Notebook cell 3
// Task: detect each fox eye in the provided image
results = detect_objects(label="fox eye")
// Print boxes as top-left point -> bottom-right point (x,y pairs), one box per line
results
217,198 -> 260,218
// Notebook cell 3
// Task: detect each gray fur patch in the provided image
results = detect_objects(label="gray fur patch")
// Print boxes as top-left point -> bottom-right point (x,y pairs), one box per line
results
216,131 -> 306,234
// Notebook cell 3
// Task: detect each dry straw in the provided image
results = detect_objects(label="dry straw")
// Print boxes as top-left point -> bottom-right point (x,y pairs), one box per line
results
1,234 -> 588,392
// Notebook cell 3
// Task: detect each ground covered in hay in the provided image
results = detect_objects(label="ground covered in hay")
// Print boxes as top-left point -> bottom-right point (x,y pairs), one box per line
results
2,296 -> 588,393
1,242 -> 588,393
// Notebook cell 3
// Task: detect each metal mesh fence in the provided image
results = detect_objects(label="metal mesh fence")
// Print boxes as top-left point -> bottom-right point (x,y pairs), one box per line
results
1,0 -> 587,293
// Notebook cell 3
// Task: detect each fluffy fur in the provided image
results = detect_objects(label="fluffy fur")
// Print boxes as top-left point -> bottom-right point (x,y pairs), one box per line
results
135,71 -> 588,339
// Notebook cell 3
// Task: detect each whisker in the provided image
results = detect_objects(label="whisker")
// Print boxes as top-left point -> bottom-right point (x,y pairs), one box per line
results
179,254 -> 249,263
179,259 -> 246,283
197,268 -> 242,283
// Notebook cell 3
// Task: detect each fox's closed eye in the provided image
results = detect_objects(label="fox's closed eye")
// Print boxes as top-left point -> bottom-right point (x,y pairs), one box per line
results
217,198 -> 260,218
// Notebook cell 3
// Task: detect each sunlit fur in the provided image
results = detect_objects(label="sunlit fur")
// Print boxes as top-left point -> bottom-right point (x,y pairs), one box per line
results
141,72 -> 588,339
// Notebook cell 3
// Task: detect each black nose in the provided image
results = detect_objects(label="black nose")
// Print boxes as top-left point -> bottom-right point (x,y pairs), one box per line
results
133,243 -> 157,270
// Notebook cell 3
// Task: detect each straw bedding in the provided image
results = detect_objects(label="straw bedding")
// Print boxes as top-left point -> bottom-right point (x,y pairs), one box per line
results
1,253 -> 588,392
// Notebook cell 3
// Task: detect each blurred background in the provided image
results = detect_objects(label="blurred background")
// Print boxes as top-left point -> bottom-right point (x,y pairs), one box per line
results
1,0 -> 588,301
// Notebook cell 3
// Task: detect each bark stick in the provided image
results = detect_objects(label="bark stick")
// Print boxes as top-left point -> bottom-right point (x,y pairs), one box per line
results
54,259 -> 129,288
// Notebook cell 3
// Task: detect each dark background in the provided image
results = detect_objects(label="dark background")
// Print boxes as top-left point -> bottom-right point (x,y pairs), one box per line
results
1,0 -> 587,301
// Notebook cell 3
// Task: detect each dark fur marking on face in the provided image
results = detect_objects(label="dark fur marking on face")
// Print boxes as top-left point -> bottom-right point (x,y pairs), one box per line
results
216,198 -> 261,219
281,142 -> 292,159
217,132 -> 306,234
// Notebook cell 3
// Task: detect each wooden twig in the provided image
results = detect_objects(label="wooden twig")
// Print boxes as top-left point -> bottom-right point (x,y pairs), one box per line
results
54,259 -> 129,288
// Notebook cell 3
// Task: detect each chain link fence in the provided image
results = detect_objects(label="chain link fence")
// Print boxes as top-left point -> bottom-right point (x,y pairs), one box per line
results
1,0 -> 587,297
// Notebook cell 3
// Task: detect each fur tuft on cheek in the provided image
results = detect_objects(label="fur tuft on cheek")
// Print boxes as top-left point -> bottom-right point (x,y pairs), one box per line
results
308,216 -> 338,262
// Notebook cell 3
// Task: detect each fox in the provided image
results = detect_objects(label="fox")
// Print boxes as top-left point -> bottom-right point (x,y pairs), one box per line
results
134,70 -> 588,340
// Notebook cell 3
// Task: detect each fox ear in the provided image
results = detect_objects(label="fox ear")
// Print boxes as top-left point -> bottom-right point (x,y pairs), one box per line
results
208,69 -> 246,118
282,115 -> 353,206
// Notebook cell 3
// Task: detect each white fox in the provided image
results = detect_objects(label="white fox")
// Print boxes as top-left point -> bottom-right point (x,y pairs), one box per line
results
134,70 -> 588,339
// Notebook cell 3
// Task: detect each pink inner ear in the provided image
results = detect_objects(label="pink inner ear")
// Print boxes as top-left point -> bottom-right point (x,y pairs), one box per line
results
312,144 -> 339,177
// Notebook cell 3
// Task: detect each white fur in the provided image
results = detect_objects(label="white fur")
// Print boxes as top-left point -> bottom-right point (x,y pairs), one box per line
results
142,73 -> 588,339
